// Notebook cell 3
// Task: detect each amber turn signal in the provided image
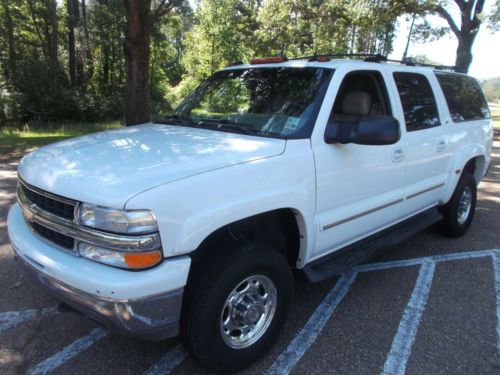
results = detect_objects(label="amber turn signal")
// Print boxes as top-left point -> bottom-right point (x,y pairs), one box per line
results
124,251 -> 163,269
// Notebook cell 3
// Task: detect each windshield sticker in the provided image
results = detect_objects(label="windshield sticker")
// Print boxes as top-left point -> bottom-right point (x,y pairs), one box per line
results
284,117 -> 301,131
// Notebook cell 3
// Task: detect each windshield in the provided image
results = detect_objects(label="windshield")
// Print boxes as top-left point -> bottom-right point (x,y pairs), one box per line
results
169,67 -> 333,138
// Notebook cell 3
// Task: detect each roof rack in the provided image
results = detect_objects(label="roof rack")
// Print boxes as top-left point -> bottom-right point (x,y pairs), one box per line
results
288,53 -> 455,71
287,53 -> 387,62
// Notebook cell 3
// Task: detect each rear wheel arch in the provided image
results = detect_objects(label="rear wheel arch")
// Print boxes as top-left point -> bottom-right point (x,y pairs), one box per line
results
462,155 -> 486,184
455,155 -> 486,184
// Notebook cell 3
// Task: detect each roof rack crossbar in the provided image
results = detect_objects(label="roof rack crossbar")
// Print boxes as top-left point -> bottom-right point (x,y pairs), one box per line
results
288,53 -> 387,62
287,53 -> 455,71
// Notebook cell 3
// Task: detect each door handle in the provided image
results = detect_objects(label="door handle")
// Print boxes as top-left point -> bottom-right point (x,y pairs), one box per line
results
391,148 -> 405,162
437,140 -> 447,152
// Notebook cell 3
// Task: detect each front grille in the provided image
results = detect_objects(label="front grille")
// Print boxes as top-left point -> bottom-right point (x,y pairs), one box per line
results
31,222 -> 75,250
21,183 -> 75,221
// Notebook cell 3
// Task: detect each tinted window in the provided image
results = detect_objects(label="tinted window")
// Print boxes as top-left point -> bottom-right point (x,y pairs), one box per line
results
331,71 -> 392,120
172,67 -> 333,139
393,73 -> 440,131
435,72 -> 490,122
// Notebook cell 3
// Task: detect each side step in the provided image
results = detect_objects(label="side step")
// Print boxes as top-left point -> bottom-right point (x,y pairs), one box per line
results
303,208 -> 443,283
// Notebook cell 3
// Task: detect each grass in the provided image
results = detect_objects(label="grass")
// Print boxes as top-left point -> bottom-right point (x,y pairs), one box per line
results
0,105 -> 498,158
491,106 -> 500,129
0,121 -> 122,157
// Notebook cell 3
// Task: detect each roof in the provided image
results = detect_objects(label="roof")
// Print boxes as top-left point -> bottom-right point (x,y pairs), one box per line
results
222,55 -> 457,74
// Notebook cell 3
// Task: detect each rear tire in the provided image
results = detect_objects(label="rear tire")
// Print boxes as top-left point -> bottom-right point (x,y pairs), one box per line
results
181,241 -> 293,373
438,173 -> 477,237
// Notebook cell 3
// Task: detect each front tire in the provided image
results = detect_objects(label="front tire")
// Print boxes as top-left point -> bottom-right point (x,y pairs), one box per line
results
181,241 -> 293,373
438,173 -> 477,237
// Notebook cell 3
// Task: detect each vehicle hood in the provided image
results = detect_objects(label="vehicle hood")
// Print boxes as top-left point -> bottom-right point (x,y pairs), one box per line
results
18,123 -> 286,208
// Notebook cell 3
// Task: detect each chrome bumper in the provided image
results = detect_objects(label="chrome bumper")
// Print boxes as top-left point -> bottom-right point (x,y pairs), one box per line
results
13,244 -> 183,341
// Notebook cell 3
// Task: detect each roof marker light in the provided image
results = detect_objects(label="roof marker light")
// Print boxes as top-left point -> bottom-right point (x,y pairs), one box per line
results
250,57 -> 288,65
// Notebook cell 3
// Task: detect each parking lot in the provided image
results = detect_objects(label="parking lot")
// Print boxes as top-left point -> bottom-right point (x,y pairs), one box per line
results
1,131 -> 499,375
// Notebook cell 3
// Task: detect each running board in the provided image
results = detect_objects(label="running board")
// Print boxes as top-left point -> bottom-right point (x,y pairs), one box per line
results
303,208 -> 443,283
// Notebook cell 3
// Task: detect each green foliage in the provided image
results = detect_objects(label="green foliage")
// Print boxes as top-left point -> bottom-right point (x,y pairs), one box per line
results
407,53 -> 442,65
183,0 -> 259,80
481,77 -> 500,103
488,0 -> 500,32
181,0 -> 406,89
0,0 -> 440,126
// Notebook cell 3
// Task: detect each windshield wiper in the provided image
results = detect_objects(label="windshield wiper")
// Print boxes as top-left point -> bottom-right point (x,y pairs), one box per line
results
159,114 -> 196,125
195,118 -> 259,136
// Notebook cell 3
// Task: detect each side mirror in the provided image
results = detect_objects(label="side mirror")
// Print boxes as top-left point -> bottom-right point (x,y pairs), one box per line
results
324,115 -> 401,146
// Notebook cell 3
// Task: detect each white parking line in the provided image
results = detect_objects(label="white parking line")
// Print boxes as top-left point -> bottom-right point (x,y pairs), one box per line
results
357,248 -> 500,273
493,254 -> 500,355
381,260 -> 435,375
8,249 -> 500,375
27,327 -> 109,375
143,344 -> 188,375
0,306 -> 58,334
265,248 -> 499,375
265,271 -> 357,375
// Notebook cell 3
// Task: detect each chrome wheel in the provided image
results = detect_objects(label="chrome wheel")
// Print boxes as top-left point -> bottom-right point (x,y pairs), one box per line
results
220,274 -> 277,349
457,186 -> 472,225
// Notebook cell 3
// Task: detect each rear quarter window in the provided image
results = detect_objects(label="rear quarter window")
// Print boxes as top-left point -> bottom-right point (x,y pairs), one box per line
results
393,72 -> 440,132
435,72 -> 490,123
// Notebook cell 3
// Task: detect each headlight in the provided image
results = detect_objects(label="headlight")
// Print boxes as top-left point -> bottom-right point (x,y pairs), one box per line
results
77,203 -> 158,234
77,243 -> 162,269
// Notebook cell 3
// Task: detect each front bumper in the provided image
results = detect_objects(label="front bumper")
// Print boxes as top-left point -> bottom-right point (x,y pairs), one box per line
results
7,204 -> 191,341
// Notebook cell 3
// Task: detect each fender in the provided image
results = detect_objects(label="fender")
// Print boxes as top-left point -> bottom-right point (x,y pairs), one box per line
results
125,139 -> 317,268
441,143 -> 487,204
174,193 -> 312,264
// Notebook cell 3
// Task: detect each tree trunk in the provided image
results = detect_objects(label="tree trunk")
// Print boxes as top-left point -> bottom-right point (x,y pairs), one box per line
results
46,0 -> 59,82
434,0 -> 485,74
102,42 -> 110,93
454,5 -> 479,74
123,0 -> 152,126
454,31 -> 476,73
67,0 -> 79,86
1,0 -> 15,80
81,0 -> 93,83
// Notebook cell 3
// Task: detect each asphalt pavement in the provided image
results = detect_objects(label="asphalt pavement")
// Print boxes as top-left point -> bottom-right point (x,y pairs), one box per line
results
1,131 -> 499,375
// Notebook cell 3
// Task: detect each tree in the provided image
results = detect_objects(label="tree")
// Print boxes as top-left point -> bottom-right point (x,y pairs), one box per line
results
434,0 -> 486,73
1,0 -> 16,80
487,0 -> 500,31
255,0 -> 404,58
67,0 -> 80,86
123,0 -> 183,126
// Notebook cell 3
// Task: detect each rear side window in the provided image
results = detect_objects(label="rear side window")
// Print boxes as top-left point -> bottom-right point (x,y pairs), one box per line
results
435,73 -> 490,122
393,73 -> 440,131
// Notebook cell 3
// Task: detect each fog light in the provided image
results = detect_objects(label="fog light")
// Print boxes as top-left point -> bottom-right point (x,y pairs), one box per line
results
77,243 -> 162,269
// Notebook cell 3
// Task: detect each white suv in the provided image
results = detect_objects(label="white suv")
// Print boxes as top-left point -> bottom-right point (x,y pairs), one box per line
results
7,55 -> 493,372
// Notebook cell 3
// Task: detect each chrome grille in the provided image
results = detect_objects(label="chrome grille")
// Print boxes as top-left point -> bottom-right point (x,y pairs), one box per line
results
20,182 -> 75,221
16,179 -> 162,253
30,222 -> 75,250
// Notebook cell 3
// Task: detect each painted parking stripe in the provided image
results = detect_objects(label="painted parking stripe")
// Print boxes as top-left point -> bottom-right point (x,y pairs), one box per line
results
356,248 -> 500,273
494,254 -> 500,356
143,344 -> 187,375
27,328 -> 108,375
0,306 -> 58,334
264,249 -> 499,375
14,248 -> 500,374
266,271 -> 357,375
381,260 -> 435,375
